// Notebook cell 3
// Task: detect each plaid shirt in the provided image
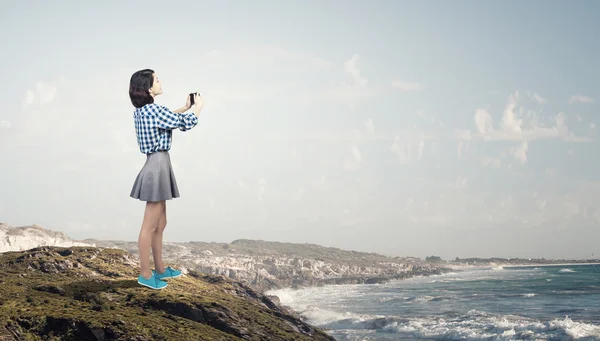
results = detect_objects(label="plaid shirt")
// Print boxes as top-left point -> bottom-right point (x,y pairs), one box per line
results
133,103 -> 198,154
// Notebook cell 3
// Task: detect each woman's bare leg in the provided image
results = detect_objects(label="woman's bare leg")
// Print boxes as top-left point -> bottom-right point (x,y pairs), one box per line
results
151,200 -> 167,274
138,201 -> 163,279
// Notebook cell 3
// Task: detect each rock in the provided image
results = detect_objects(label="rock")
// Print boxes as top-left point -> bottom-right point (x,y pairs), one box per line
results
33,284 -> 66,296
266,295 -> 280,306
58,249 -> 73,256
1,246 -> 336,341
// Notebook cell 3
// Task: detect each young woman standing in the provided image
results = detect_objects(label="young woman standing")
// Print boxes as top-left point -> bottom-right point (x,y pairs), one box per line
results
128,69 -> 203,289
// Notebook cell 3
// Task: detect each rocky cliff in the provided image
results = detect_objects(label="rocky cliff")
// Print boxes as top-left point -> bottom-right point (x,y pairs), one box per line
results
0,245 -> 336,341
83,238 -> 450,292
0,223 -> 451,294
0,223 -> 89,253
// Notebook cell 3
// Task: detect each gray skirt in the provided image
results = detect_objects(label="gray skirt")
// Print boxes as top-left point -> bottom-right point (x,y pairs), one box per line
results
130,151 -> 180,202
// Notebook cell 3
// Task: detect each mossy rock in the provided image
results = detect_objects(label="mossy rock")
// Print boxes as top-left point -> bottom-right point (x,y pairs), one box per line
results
0,246 -> 335,341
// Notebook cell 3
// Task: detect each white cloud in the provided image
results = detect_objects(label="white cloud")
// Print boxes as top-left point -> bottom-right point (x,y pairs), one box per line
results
450,176 -> 468,190
463,92 -> 593,142
23,89 -> 34,108
343,145 -> 363,171
416,109 -> 440,126
591,123 -> 596,130
391,135 -> 425,164
482,156 -> 502,168
417,139 -> 425,158
474,109 -> 493,134
512,141 -> 528,164
343,54 -> 367,88
500,93 -> 522,134
37,82 -> 58,104
351,145 -> 362,162
532,93 -> 547,104
455,130 -> 472,141
457,141 -> 470,158
317,54 -> 381,106
0,120 -> 11,129
21,78 -> 65,109
569,95 -> 595,104
391,80 -> 425,91
525,91 -> 547,104
479,140 -> 528,169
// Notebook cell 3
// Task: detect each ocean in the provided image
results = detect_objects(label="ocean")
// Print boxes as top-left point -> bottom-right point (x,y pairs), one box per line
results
267,264 -> 600,340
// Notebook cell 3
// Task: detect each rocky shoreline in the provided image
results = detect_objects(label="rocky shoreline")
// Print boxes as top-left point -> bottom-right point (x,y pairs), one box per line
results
0,223 -> 459,339
1,223 -> 456,293
81,238 -> 454,293
0,245 -> 338,341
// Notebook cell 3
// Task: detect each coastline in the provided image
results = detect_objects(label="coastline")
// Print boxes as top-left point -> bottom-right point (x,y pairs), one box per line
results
268,263 -> 600,341
437,262 -> 600,271
502,262 -> 600,268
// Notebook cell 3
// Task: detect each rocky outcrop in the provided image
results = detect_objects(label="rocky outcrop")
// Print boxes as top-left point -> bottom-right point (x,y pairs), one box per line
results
0,246 -> 337,341
84,238 -> 451,292
0,223 -> 451,293
0,223 -> 91,253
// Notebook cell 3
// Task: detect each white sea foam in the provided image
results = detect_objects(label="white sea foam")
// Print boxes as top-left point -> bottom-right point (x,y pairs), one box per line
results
548,317 -> 600,339
301,306 -> 375,326
270,286 -> 600,340
559,268 -> 576,273
269,267 -> 600,340
321,312 -> 600,341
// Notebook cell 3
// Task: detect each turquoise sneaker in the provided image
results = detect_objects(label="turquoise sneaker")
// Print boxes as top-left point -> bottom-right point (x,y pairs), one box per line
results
137,273 -> 168,290
152,266 -> 182,280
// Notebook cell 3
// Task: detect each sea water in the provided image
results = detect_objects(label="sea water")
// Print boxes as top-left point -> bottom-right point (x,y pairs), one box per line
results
267,264 -> 600,340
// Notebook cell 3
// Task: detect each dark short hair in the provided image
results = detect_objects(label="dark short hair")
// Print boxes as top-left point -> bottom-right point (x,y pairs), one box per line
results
129,69 -> 155,108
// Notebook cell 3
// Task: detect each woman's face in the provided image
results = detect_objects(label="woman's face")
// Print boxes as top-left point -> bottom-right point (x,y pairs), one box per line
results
149,73 -> 163,97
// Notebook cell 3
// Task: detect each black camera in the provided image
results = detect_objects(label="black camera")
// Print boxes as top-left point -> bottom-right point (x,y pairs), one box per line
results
189,92 -> 197,105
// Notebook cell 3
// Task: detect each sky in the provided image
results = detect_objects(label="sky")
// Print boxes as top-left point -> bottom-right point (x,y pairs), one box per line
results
0,1 -> 599,260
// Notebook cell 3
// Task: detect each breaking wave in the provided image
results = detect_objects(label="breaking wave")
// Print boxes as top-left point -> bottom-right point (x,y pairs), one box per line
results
559,268 -> 576,273
302,308 -> 600,340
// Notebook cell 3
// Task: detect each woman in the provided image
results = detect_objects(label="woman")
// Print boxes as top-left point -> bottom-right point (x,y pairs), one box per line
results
128,69 -> 203,289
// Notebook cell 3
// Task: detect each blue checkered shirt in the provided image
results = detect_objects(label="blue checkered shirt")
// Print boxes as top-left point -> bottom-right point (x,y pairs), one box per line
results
133,103 -> 198,154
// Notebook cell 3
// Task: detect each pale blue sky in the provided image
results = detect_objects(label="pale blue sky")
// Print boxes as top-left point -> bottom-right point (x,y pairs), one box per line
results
0,1 -> 598,260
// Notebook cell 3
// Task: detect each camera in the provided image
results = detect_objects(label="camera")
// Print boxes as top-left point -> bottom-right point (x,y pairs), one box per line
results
189,92 -> 197,105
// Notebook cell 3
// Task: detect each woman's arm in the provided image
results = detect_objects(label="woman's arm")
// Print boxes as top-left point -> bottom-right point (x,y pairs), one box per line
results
172,105 -> 190,114
154,104 -> 198,131
168,93 -> 203,118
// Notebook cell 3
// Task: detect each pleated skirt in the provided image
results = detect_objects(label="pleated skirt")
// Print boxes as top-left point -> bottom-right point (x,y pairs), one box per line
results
130,151 -> 180,202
